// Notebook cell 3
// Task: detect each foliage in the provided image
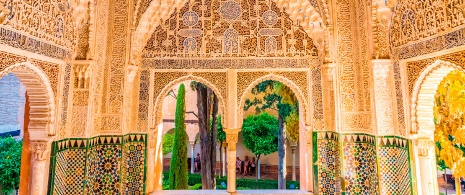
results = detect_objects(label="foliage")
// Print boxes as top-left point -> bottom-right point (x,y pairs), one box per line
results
0,136 -> 22,194
244,80 -> 298,188
434,70 -> 465,178
244,80 -> 299,140
189,183 -> 203,190
285,111 -> 299,142
242,112 -> 279,157
168,83 -> 189,190
162,132 -> 174,156
162,172 -> 300,190
216,116 -> 225,143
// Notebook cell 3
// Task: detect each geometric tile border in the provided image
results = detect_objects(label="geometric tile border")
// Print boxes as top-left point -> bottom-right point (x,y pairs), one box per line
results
47,134 -> 147,195
377,136 -> 413,195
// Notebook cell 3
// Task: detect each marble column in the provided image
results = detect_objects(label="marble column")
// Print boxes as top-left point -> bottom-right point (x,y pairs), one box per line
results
225,128 -> 240,193
371,59 -> 396,135
190,141 -> 195,173
290,143 -> 297,181
417,139 -> 438,195
29,141 -> 49,195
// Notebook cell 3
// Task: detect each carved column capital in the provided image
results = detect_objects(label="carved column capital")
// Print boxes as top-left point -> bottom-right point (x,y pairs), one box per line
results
224,128 -> 240,150
29,141 -> 49,161
417,139 -> 434,157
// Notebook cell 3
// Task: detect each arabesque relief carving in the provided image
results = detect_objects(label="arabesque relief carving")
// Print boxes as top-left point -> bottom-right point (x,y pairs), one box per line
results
390,0 -> 465,59
142,0 -> 318,60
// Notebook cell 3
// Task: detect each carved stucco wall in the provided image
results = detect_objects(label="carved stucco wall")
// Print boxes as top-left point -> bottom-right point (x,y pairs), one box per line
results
336,0 -> 372,133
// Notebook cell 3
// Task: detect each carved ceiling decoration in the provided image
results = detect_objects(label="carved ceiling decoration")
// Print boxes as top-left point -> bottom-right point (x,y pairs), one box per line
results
131,0 -> 326,65
390,0 -> 465,59
142,0 -> 319,61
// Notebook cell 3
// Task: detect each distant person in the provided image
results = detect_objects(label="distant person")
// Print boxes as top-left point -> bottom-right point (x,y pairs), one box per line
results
250,157 -> 256,174
194,153 -> 201,172
243,156 -> 249,176
236,157 -> 242,174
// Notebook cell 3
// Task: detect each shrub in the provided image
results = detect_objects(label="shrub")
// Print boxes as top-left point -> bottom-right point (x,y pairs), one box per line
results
189,183 -> 202,190
0,136 -> 22,194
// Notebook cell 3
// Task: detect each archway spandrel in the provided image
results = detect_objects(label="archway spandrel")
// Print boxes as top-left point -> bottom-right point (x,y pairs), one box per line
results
407,50 -> 465,97
0,51 -> 28,71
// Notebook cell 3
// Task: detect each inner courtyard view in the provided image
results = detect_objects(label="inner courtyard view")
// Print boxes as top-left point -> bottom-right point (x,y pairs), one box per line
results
0,0 -> 464,194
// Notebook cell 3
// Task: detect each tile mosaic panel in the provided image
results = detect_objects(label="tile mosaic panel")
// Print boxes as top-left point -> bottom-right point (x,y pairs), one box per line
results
122,134 -> 147,194
313,131 -> 341,195
86,136 -> 122,194
378,137 -> 413,195
49,139 -> 87,195
342,134 -> 379,195
48,134 -> 147,195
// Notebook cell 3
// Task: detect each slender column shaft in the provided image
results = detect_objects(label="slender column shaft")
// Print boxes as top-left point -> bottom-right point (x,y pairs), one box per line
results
292,148 -> 296,181
190,143 -> 195,173
223,145 -> 227,177
29,141 -> 49,195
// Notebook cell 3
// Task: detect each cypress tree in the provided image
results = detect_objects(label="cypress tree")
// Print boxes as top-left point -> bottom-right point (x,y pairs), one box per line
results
168,83 -> 188,190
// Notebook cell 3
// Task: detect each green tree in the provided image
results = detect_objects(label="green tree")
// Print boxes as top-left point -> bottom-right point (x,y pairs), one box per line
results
168,84 -> 188,190
163,132 -> 174,156
0,136 -> 22,194
242,112 -> 279,180
244,80 -> 299,189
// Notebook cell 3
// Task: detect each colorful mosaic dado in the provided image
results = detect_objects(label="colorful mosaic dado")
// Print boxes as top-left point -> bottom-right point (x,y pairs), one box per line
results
47,134 -> 147,195
314,133 -> 414,194
313,131 -> 341,195
342,134 -> 378,195
377,136 -> 413,195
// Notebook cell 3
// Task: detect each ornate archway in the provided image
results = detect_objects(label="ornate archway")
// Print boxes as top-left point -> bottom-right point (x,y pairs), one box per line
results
237,73 -> 312,191
0,61 -> 56,139
410,59 -> 464,195
0,61 -> 56,195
